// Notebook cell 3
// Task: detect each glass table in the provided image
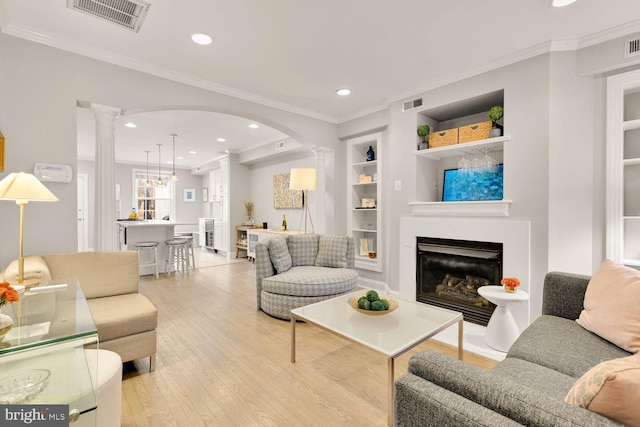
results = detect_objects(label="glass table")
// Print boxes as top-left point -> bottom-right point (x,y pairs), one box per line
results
0,279 -> 98,424
290,290 -> 463,426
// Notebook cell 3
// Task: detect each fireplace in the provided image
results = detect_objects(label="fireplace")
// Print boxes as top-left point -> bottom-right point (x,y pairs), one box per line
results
416,237 -> 502,326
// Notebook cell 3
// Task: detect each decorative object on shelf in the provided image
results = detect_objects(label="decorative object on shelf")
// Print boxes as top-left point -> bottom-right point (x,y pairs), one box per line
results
359,238 -> 369,256
361,198 -> 376,208
367,238 -> 377,258
430,128 -> 459,148
488,106 -> 504,138
289,168 -> 316,233
417,125 -> 430,150
273,173 -> 302,209
0,172 -> 59,286
282,214 -> 287,231
244,201 -> 254,224
459,121 -> 492,143
358,174 -> 372,183
170,134 -> 178,182
348,290 -> 398,316
501,277 -> 521,293
366,145 -> 376,161
0,369 -> 51,404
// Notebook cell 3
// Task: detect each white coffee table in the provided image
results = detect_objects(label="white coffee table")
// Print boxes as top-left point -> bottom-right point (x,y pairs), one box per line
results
290,290 -> 463,426
477,285 -> 529,352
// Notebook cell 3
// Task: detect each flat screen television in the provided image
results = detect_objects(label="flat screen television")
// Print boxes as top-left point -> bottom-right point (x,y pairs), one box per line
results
442,164 -> 503,202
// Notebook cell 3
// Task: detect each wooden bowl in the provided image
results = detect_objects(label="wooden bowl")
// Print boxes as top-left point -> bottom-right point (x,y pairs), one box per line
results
348,295 -> 398,316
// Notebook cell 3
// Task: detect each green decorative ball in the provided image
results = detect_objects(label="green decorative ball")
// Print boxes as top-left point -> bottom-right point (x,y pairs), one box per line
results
381,299 -> 390,310
371,300 -> 385,311
366,290 -> 379,302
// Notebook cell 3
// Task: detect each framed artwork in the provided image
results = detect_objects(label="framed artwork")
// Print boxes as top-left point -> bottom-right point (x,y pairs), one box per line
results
273,173 -> 302,209
361,198 -> 376,208
359,239 -> 369,256
183,188 -> 196,203
202,188 -> 208,202
0,130 -> 5,172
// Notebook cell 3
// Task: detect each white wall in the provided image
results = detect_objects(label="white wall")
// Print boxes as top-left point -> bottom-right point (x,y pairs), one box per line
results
0,34 -> 340,268
249,151 -> 316,231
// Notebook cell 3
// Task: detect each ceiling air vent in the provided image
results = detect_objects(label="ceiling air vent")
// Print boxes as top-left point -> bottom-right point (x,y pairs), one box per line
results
67,0 -> 152,33
275,141 -> 285,151
625,36 -> 640,59
402,97 -> 423,112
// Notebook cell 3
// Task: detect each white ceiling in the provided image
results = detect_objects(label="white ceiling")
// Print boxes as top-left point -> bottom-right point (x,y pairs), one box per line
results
2,0 -> 640,166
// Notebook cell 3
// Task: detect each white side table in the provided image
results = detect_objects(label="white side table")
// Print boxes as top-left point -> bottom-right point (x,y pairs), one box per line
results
478,286 -> 529,352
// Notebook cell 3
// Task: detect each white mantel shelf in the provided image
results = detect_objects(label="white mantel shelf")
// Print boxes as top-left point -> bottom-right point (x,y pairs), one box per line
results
409,200 -> 513,217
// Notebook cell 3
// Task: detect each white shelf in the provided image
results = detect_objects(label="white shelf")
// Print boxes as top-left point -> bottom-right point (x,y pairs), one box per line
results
352,182 -> 377,187
623,119 -> 640,131
623,158 -> 640,166
352,228 -> 378,233
623,258 -> 640,266
353,208 -> 377,212
352,160 -> 378,167
413,136 -> 510,160
623,216 -> 640,220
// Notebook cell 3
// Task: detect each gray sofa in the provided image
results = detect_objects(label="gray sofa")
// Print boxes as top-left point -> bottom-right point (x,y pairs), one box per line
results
394,272 -> 631,427
255,234 -> 358,320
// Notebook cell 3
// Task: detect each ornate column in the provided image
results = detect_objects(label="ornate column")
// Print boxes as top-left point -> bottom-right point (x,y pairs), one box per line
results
91,103 -> 121,251
312,147 -> 333,235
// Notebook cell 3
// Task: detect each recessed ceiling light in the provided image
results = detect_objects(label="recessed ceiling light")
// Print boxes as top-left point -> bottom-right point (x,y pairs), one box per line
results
189,151 -> 197,154
124,122 -> 137,128
217,137 -> 226,142
177,156 -> 184,160
249,123 -> 259,129
552,0 -> 577,6
191,33 -> 212,45
336,88 -> 351,96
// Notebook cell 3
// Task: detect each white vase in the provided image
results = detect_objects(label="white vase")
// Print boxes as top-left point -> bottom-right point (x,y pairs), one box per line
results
0,312 -> 13,341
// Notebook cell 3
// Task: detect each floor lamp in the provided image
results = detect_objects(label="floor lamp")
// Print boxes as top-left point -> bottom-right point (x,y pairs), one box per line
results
289,168 -> 316,234
0,172 -> 59,285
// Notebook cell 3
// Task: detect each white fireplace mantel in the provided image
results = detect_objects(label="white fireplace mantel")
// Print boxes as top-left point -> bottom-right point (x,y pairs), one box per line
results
409,200 -> 513,217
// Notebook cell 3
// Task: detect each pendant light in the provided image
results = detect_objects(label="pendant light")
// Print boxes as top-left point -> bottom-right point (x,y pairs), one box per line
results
170,134 -> 178,182
156,144 -> 165,186
145,150 -> 152,188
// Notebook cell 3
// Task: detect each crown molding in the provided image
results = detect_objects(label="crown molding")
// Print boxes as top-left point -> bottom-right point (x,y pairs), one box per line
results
577,19 -> 640,49
3,23 -> 339,124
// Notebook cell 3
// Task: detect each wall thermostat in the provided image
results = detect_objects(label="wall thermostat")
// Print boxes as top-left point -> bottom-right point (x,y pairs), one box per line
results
34,163 -> 73,183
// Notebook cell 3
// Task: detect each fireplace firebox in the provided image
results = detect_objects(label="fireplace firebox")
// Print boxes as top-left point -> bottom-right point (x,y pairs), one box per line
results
416,237 -> 502,326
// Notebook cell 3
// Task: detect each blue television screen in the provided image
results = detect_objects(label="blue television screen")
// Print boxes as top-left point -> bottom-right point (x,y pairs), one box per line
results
442,165 -> 503,202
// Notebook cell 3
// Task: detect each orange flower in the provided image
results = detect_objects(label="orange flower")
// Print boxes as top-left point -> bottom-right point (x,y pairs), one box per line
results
0,281 -> 19,307
501,277 -> 520,288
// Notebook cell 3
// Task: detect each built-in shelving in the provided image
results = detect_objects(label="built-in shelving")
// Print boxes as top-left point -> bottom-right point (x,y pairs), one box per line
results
413,136 -> 510,160
606,69 -> 640,268
347,133 -> 382,272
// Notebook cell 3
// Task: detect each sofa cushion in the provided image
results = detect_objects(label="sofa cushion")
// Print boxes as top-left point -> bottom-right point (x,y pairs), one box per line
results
491,357 -> 576,400
88,294 -> 157,342
314,235 -> 349,268
576,259 -> 640,353
261,266 -> 358,297
267,237 -> 292,273
43,252 -> 139,299
565,354 -> 640,427
287,234 -> 319,266
507,315 -> 631,378
2,255 -> 52,284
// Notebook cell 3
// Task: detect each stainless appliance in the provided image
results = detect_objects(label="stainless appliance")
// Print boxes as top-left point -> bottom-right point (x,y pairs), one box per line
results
205,219 -> 216,252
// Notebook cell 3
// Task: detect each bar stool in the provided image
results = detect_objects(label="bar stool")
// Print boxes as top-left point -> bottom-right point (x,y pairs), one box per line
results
133,241 -> 159,279
165,239 -> 188,275
175,235 -> 196,270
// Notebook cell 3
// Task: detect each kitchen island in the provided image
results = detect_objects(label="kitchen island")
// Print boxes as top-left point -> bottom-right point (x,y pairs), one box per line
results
117,220 -> 197,275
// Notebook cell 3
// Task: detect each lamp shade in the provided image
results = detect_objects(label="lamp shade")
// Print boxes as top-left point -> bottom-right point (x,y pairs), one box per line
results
0,172 -> 59,202
289,168 -> 316,191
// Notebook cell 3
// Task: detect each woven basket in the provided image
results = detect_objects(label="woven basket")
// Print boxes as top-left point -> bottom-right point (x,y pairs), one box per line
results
429,128 -> 459,148
459,121 -> 492,143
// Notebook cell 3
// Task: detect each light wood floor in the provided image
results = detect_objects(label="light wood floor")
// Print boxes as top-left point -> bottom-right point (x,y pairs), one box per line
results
122,261 -> 496,426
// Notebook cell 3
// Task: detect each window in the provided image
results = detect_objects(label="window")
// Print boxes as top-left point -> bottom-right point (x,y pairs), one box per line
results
132,169 -> 174,220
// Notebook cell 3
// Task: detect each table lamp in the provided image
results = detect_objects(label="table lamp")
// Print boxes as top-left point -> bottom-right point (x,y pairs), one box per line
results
0,172 -> 59,285
289,168 -> 316,234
